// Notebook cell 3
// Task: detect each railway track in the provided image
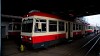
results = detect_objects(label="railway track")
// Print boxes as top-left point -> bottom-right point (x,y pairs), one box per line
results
82,34 -> 100,56
68,33 -> 100,56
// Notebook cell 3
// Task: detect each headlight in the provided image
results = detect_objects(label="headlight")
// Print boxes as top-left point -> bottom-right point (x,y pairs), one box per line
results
29,37 -> 32,40
21,36 -> 23,38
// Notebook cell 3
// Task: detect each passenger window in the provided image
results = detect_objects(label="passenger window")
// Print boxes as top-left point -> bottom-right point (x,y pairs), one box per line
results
59,21 -> 65,31
49,20 -> 57,32
88,26 -> 92,29
73,24 -> 75,30
79,25 -> 81,30
13,24 -> 21,30
35,19 -> 47,32
76,24 -> 79,30
8,24 -> 12,30
81,25 -> 83,30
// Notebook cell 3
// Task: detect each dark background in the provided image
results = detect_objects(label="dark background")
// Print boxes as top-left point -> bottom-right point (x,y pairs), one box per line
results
2,0 -> 100,18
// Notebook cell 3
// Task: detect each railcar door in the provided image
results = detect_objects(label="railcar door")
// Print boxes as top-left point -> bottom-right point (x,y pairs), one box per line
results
66,22 -> 68,38
68,22 -> 73,39
82,25 -> 85,35
68,22 -> 70,38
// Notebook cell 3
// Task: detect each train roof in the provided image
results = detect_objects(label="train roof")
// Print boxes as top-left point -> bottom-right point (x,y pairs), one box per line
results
23,12 -> 61,19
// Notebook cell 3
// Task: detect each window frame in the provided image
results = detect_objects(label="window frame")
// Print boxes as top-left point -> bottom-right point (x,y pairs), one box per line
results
34,19 -> 47,33
79,25 -> 81,30
76,24 -> 79,30
49,20 -> 57,32
13,23 -> 21,30
73,23 -> 76,30
58,21 -> 65,31
8,24 -> 13,30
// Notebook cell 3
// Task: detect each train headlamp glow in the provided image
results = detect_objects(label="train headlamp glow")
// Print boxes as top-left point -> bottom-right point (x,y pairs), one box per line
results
29,37 -> 32,40
21,36 -> 23,38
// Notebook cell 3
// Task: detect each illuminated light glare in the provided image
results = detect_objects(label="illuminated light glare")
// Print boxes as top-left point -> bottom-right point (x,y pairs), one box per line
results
29,37 -> 32,40
21,36 -> 23,38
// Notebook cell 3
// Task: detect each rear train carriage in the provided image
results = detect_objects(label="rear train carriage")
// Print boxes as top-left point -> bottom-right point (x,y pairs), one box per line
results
85,25 -> 94,35
8,22 -> 21,39
72,23 -> 85,38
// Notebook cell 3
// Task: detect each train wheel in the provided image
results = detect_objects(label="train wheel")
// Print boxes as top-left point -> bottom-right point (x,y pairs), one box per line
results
19,44 -> 25,52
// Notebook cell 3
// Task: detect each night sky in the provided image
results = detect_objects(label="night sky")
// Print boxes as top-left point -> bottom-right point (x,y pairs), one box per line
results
2,0 -> 100,17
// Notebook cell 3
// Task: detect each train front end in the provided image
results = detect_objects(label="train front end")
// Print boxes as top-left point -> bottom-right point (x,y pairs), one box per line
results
20,11 -> 68,51
21,17 -> 34,49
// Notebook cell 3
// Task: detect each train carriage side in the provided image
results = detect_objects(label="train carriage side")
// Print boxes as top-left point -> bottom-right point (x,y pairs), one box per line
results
69,22 -> 85,39
21,12 -> 69,49
85,25 -> 94,35
67,22 -> 73,40
8,22 -> 21,39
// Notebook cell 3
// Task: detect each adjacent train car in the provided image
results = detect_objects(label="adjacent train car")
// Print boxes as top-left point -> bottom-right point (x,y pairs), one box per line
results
20,11 -> 86,51
85,24 -> 94,35
72,23 -> 85,38
8,22 -> 21,39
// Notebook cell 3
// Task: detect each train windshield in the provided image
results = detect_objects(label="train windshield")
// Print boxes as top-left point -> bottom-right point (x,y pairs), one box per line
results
8,23 -> 21,30
13,24 -> 21,30
8,24 -> 12,30
22,19 -> 33,32
88,26 -> 93,29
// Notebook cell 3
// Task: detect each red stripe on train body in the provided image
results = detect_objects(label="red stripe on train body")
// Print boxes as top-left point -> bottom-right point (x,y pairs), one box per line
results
22,33 -> 66,44
73,31 -> 82,36
85,29 -> 94,34
8,32 -> 20,36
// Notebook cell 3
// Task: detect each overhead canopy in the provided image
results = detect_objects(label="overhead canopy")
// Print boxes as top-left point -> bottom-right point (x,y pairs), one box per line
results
2,0 -> 100,20
1,14 -> 22,22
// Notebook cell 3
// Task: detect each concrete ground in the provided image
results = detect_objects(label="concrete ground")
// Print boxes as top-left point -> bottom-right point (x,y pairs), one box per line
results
2,34 -> 100,56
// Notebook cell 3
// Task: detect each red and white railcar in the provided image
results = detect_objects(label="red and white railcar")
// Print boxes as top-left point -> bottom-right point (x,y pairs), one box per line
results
85,24 -> 94,34
72,23 -> 85,38
8,22 -> 21,39
20,11 -> 85,50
